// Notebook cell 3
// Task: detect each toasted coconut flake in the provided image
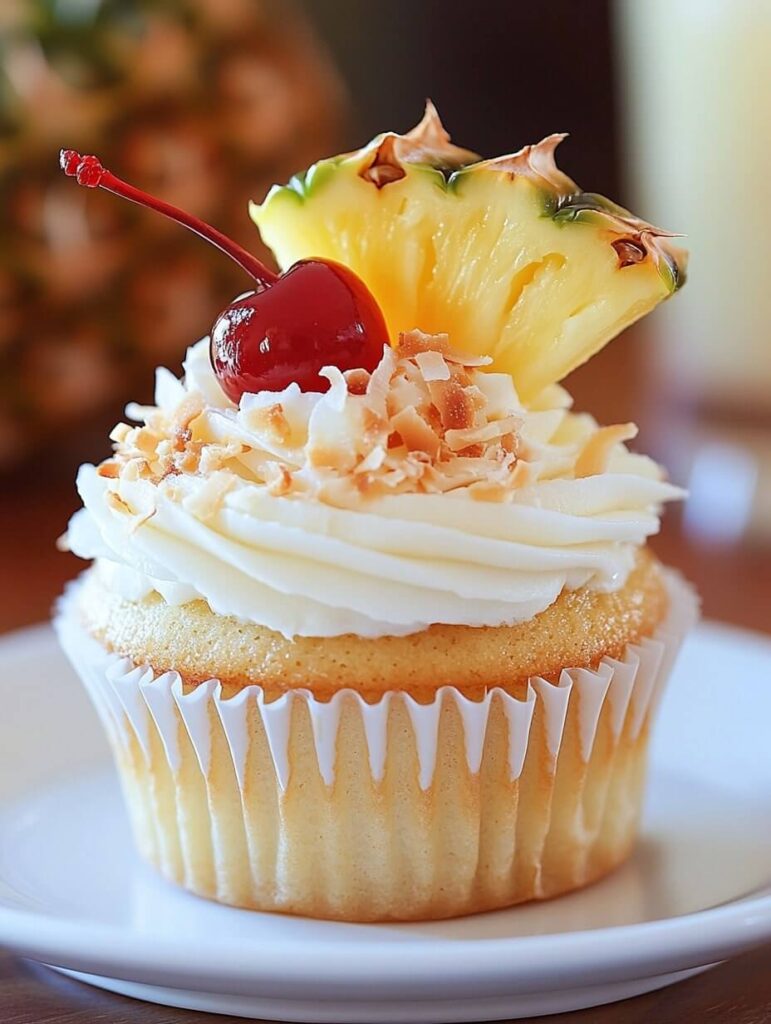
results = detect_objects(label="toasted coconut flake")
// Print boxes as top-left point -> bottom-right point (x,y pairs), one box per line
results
345,368 -> 370,395
173,426 -> 192,452
197,442 -> 239,476
445,414 -> 521,453
500,432 -> 518,454
109,422 -> 131,444
415,349 -> 451,382
172,392 -> 205,432
308,443 -> 352,473
575,423 -> 638,478
134,426 -> 160,455
465,384 -> 488,415
121,459 -> 144,482
386,375 -> 425,418
391,405 -> 441,457
429,380 -> 476,431
356,445 -> 387,473
96,460 -> 121,479
361,406 -> 388,442
94,329 -> 646,510
443,351 -> 493,367
457,442 -> 485,458
247,402 -> 291,445
396,329 -> 450,358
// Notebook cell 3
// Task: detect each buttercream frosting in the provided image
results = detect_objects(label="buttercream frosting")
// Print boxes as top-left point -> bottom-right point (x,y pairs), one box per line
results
64,332 -> 682,638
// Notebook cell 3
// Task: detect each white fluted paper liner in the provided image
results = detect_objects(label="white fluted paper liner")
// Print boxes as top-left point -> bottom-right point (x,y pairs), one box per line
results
54,571 -> 697,920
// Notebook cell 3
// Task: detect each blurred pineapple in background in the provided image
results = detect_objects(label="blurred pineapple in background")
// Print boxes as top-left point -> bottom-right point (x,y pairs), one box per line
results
0,0 -> 345,469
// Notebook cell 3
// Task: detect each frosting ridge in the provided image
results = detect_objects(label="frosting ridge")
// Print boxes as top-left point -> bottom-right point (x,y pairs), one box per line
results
65,333 -> 682,638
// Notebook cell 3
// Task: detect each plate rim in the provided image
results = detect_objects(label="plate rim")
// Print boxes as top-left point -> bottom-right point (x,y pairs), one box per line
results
1,888 -> 770,991
0,620 -> 770,992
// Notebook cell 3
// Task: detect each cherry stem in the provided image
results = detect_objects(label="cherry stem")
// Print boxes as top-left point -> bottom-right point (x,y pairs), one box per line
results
59,149 -> 278,288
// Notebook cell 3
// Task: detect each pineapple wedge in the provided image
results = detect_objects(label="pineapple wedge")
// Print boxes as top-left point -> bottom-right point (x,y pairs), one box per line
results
251,102 -> 687,402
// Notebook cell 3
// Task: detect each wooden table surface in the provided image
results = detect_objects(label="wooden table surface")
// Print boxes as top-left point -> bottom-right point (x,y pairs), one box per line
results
1,329 -> 769,1022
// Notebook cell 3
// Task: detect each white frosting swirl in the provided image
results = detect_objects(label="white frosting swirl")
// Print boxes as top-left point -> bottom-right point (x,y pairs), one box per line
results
65,337 -> 682,638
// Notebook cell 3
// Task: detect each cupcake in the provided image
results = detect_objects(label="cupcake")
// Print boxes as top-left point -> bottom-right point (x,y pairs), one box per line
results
56,105 -> 696,922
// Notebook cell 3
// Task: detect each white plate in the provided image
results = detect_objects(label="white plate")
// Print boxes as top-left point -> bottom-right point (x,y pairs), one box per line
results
0,623 -> 770,1023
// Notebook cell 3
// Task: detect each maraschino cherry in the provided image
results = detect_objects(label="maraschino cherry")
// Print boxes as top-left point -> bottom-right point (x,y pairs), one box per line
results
59,149 -> 389,401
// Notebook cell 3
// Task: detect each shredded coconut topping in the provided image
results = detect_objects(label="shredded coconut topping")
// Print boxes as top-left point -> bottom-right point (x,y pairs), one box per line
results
65,332 -> 684,639
100,331 -> 649,519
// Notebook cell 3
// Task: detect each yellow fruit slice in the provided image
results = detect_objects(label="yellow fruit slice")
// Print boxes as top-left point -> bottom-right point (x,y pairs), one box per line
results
251,102 -> 687,403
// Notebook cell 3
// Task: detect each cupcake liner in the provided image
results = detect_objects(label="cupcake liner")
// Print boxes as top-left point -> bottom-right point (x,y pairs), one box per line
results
54,572 -> 697,921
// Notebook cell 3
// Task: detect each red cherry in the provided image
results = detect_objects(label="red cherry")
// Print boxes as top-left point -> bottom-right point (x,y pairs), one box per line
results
211,260 -> 387,399
59,149 -> 389,401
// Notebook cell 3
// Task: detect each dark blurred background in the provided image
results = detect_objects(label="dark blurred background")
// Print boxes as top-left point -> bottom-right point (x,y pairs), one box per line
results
0,0 -> 346,470
0,0 -> 769,633
306,0 -> 621,196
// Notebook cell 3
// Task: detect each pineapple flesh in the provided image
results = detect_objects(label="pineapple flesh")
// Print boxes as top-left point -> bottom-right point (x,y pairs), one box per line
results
252,103 -> 687,403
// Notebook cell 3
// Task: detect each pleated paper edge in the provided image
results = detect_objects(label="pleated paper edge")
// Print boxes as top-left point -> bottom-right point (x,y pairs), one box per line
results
54,571 -> 698,792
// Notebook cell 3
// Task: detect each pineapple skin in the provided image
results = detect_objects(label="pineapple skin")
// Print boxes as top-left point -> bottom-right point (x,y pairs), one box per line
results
252,107 -> 686,403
